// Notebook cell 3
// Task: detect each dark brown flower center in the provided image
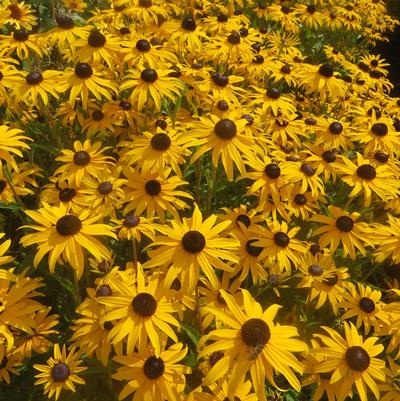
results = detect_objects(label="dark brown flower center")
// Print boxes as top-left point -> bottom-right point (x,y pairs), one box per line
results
319,64 -> 334,78
56,15 -> 75,29
335,216 -> 354,232
305,117 -> 317,125
236,214 -> 251,228
103,321 -> 113,330
88,30 -> 106,47
374,152 -> 388,163
56,215 -> 82,236
310,243 -> 322,255
359,297 -> 375,313
274,232 -> 290,247
211,73 -> 229,87
139,0 -> 152,7
294,194 -> 307,205
181,16 -> 196,31
246,239 -> 263,256
119,100 -> 132,110
356,164 -> 376,180
181,231 -> 206,254
141,69 -> 158,83
8,4 -> 23,19
73,150 -> 91,166
150,133 -> 171,151
98,181 -> 113,195
241,318 -> 270,347
155,119 -> 167,130
170,278 -> 181,291
300,163 -> 315,176
264,163 -> 281,179
136,39 -> 151,52
124,215 -> 140,227
26,72 -> 43,85
371,123 -> 388,137
253,55 -> 264,64
308,264 -> 323,276
132,293 -> 157,317
75,63 -> 93,79
144,180 -> 161,196
322,151 -> 336,163
96,284 -> 112,297
322,272 -> 338,286
217,13 -> 229,22
59,188 -> 76,202
214,119 -> 237,140
143,356 -> 165,379
13,29 -> 29,41
228,31 -> 241,44
52,363 -> 70,382
345,346 -> 370,372
307,4 -> 316,13
328,122 -> 343,135
92,110 -> 104,121
217,100 -> 229,111
266,87 -> 280,99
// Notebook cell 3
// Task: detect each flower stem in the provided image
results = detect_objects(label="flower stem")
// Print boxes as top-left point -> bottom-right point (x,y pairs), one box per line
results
132,238 -> 138,271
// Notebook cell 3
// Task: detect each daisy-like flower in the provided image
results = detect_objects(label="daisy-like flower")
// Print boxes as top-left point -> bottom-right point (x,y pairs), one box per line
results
112,214 -> 155,242
113,342 -> 190,401
120,68 -> 185,111
250,219 -> 307,273
373,215 -> 400,264
250,86 -> 296,117
300,63 -> 346,100
333,152 -> 398,207
2,0 -> 37,29
33,344 -> 86,401
311,206 -> 373,260
0,29 -> 42,59
55,140 -> 115,187
315,117 -> 352,151
0,124 -> 31,170
13,69 -> 61,106
98,266 -> 179,355
340,283 -> 389,334
199,289 -> 308,401
73,29 -> 121,70
0,343 -> 22,384
144,204 -> 240,292
58,62 -> 118,108
190,113 -> 254,181
13,308 -> 59,358
118,129 -> 192,177
123,167 -> 192,222
20,204 -> 116,279
195,379 -> 257,401
313,322 -> 385,401
379,356 -> 400,401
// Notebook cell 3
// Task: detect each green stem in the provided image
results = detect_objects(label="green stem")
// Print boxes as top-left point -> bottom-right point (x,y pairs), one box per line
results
194,158 -> 202,205
205,163 -> 217,213
132,238 -> 138,271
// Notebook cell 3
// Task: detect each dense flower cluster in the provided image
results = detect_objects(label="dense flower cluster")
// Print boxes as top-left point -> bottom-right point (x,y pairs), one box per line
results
1,0 -> 400,401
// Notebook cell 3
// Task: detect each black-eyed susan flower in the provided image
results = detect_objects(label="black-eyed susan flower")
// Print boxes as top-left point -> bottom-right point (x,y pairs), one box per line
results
313,322 -> 385,401
113,342 -> 190,401
199,289 -> 308,400
333,152 -> 398,207
120,68 -> 185,111
123,166 -> 192,222
195,379 -> 257,401
58,62 -> 118,108
311,206 -> 373,260
20,204 -> 116,279
373,215 -> 400,264
190,113 -> 254,181
250,86 -> 296,117
33,344 -> 86,401
55,140 -> 115,187
2,0 -> 37,29
98,266 -> 179,355
0,124 -> 31,170
0,343 -> 22,384
0,29 -> 42,59
340,283 -> 389,334
112,214 -> 155,242
145,204 -> 240,292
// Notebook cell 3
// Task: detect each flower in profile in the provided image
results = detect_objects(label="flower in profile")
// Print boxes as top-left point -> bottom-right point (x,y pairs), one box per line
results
113,342 -> 190,401
33,344 -> 86,401
0,124 -> 31,170
145,204 -> 240,292
120,68 -> 185,111
313,322 -> 385,401
199,289 -> 307,401
20,204 -> 116,279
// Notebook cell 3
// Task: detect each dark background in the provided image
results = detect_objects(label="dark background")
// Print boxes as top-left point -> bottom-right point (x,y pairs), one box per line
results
373,0 -> 400,96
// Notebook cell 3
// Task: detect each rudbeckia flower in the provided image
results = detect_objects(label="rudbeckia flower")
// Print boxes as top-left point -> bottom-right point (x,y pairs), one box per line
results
98,266 -> 179,355
120,67 -> 185,111
113,342 -> 190,401
0,124 -> 31,170
0,29 -> 42,59
313,322 -> 385,401
199,289 -> 307,401
0,343 -> 22,384
20,204 -> 116,279
145,204 -> 240,291
33,344 -> 86,401
2,0 -> 37,29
